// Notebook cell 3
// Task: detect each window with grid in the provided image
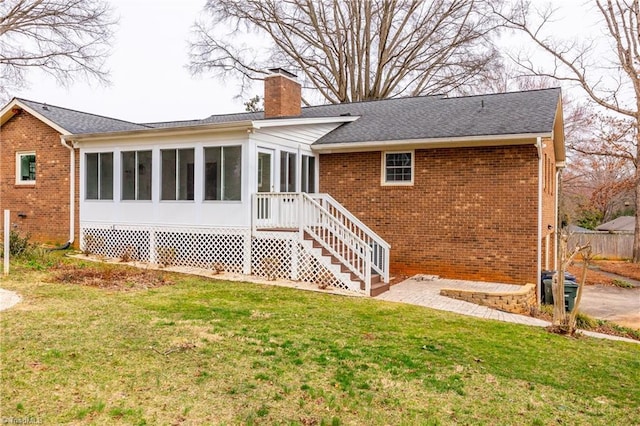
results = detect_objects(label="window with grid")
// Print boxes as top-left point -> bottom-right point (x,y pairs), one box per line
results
86,152 -> 113,200
383,152 -> 413,184
16,152 -> 36,184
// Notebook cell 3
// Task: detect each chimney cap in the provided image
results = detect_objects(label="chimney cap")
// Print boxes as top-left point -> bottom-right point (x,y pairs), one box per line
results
267,68 -> 297,79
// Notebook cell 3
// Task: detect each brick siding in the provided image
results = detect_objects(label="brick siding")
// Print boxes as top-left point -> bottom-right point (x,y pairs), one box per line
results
319,145 -> 541,284
0,110 -> 79,245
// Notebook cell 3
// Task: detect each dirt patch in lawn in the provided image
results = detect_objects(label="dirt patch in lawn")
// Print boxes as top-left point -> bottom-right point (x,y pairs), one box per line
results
49,264 -> 174,291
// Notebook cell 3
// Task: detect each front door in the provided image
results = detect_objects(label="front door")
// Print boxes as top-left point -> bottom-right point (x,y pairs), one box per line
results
257,148 -> 275,221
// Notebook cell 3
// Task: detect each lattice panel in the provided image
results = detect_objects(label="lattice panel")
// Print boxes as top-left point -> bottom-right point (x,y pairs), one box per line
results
250,232 -> 355,292
251,233 -> 294,280
81,224 -> 249,273
81,224 -> 359,293
295,242 -> 348,291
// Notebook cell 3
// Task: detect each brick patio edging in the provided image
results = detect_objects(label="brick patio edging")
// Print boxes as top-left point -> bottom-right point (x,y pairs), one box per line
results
439,283 -> 537,314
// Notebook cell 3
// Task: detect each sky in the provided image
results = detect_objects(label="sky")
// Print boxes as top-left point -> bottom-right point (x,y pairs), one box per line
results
13,0 -> 601,124
15,0 -> 249,123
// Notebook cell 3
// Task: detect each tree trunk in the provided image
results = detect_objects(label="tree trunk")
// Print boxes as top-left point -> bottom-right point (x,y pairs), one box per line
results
634,129 -> 640,263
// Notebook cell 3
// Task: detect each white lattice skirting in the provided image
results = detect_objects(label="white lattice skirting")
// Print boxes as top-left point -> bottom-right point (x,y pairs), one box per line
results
80,224 -> 355,293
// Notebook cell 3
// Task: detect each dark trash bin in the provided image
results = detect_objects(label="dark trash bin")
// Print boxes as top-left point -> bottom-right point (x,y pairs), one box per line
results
541,278 -> 579,312
540,270 -> 576,301
564,280 -> 579,312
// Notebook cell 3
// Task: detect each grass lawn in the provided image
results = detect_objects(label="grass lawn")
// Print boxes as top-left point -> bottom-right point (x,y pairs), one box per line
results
1,255 -> 639,425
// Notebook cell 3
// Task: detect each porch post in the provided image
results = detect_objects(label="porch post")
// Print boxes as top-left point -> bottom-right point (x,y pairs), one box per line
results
243,230 -> 252,275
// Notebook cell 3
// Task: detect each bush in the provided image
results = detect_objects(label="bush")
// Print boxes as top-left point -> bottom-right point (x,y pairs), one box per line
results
5,230 -> 32,257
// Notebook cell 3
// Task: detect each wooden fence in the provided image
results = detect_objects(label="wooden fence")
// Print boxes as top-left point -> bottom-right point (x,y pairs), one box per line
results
568,232 -> 633,259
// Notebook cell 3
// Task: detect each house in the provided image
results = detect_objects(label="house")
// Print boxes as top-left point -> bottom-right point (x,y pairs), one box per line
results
0,69 -> 565,297
596,216 -> 634,233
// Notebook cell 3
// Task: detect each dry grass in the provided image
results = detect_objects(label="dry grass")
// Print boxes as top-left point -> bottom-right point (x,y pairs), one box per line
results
595,260 -> 640,281
49,263 -> 174,291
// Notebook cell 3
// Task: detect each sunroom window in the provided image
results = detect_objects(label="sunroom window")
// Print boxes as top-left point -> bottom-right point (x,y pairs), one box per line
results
161,148 -> 194,201
122,150 -> 152,200
86,152 -> 113,200
204,146 -> 242,201
280,151 -> 296,192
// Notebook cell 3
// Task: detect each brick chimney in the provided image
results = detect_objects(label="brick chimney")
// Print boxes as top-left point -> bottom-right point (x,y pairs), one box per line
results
264,68 -> 301,118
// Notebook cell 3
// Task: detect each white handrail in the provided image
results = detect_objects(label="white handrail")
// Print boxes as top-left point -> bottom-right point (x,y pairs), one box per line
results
253,193 -> 374,292
310,193 -> 390,283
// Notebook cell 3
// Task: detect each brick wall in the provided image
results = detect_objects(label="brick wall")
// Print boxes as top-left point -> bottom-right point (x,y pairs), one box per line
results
319,145 -> 540,284
440,283 -> 537,314
0,109 -> 79,245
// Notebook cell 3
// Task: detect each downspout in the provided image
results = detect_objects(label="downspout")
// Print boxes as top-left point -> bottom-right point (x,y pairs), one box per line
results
535,137 -> 543,304
60,135 -> 75,246
554,165 -> 564,270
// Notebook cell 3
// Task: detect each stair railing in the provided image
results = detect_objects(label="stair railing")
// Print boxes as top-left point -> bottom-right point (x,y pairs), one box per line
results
310,194 -> 390,283
253,192 -> 372,293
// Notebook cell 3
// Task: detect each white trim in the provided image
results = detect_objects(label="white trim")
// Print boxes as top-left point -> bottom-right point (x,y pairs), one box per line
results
68,116 -> 358,143
15,151 -> 36,185
381,150 -> 414,186
313,132 -> 551,153
251,116 -> 359,129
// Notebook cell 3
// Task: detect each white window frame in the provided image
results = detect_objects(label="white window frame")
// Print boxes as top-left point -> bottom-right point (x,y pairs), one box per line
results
15,151 -> 36,185
203,145 -> 243,202
381,150 -> 414,186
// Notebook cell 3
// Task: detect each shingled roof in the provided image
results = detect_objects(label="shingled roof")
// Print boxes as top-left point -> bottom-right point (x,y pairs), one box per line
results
15,98 -> 150,134
6,88 -> 561,143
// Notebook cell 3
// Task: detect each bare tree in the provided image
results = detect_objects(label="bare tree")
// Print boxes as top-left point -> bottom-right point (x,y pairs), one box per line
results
496,0 -> 640,262
0,0 -> 117,98
189,0 -> 504,104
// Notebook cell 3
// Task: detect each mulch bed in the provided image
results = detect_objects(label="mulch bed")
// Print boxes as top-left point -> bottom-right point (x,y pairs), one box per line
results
50,264 -> 174,291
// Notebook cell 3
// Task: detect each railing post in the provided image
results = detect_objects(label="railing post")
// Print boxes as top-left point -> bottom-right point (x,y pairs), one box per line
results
365,249 -> 372,295
3,210 -> 9,275
251,193 -> 257,236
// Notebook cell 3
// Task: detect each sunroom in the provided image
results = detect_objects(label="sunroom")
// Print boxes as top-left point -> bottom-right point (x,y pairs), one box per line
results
73,114 -> 390,296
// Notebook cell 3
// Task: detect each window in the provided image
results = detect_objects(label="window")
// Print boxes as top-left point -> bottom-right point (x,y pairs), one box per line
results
383,151 -> 413,184
204,146 -> 242,201
301,155 -> 315,193
122,150 -> 152,200
86,153 -> 113,200
16,152 -> 36,184
280,151 -> 296,192
161,148 -> 194,200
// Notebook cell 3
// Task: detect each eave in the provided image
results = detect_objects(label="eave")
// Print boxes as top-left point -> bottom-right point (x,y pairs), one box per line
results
311,132 -> 552,153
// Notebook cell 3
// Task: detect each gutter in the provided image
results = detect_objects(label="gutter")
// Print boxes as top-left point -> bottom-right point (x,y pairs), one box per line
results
60,135 -> 75,245
554,162 -> 565,270
312,132 -> 552,153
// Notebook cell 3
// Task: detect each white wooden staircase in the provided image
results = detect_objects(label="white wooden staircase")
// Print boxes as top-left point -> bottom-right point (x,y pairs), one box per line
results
252,193 -> 390,296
